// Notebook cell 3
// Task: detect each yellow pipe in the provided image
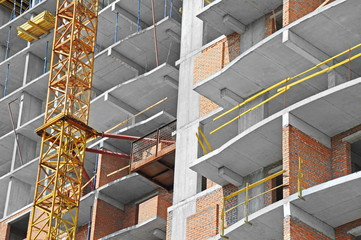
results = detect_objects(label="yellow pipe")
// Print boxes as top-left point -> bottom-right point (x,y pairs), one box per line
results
213,42 -> 361,122
198,127 -> 213,152
225,169 -> 285,200
196,133 -> 208,154
210,89 -> 286,134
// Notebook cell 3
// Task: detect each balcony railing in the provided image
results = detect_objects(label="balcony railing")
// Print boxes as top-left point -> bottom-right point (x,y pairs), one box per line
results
131,120 -> 176,168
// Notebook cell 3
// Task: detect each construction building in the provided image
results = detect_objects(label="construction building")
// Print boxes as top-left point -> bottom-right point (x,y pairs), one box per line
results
0,0 -> 360,239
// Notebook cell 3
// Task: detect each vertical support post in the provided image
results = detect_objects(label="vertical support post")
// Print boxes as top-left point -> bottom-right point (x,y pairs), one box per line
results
13,0 -> 17,19
155,128 -> 160,157
20,0 -> 23,15
102,0 -> 104,9
298,157 -> 304,200
86,206 -> 93,240
92,148 -> 99,190
5,26 -> 11,60
43,41 -> 49,73
137,0 -> 141,32
8,98 -> 24,166
4,64 -> 10,97
114,12 -> 118,43
95,39 -> 97,55
220,198 -> 229,239
151,0 -> 159,66
164,0 -> 167,18
244,182 -> 251,225
170,0 -> 173,18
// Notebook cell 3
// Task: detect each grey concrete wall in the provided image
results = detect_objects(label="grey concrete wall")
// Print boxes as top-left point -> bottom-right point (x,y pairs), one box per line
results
12,134 -> 37,170
4,177 -> 32,216
238,93 -> 269,133
17,92 -> 42,127
240,17 -> 266,53
23,52 -> 44,84
0,8 -> 11,27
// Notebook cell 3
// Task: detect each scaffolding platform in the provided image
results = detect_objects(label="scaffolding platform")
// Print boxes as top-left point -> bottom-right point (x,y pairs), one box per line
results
17,10 -> 54,42
130,121 -> 176,191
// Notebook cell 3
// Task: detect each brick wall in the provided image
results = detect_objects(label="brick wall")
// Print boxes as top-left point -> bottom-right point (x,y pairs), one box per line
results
331,124 -> 361,179
91,199 -> 124,240
138,195 -> 171,223
283,125 -> 332,197
335,218 -> 361,240
193,33 -> 240,117
264,160 -> 283,206
95,151 -> 129,189
166,210 -> 173,240
265,5 -> 283,37
283,0 -> 336,26
76,224 -> 89,240
284,216 -> 332,240
185,184 -> 237,240
186,204 -> 219,240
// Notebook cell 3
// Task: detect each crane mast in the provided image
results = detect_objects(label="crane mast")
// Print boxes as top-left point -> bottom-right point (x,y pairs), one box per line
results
28,0 -> 98,239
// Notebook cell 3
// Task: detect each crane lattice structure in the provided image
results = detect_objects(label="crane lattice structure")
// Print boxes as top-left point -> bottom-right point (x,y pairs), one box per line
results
28,0 -> 98,239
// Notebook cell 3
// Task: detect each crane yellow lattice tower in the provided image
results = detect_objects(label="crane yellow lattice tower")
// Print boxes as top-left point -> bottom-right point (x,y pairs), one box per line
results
28,0 -> 98,239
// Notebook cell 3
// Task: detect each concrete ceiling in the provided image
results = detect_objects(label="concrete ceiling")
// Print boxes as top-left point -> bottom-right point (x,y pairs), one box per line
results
197,0 -> 283,36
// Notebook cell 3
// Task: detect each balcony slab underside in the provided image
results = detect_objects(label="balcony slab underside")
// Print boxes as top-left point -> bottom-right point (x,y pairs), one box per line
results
90,63 -> 178,132
194,0 -> 361,110
197,0 -> 282,36
191,77 -> 361,185
101,216 -> 166,240
224,171 -> 361,239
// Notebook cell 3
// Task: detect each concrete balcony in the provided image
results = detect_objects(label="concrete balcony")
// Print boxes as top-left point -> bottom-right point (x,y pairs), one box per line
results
100,194 -> 169,240
222,171 -> 361,239
191,77 -> 361,186
197,0 -> 282,36
194,0 -> 361,112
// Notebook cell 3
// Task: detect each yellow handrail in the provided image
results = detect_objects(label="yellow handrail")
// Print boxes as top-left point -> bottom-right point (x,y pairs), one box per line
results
196,127 -> 213,154
212,43 -> 361,135
220,169 -> 286,238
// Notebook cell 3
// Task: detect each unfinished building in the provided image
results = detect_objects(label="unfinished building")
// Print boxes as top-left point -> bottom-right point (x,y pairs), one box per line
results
0,0 -> 360,239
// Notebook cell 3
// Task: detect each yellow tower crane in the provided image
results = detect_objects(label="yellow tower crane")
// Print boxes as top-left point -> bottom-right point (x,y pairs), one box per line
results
28,0 -> 98,239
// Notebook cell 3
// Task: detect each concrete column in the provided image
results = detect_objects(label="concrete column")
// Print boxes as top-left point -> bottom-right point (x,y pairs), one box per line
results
17,91 -> 42,127
171,0 -> 204,239
238,93 -> 268,133
22,52 -> 44,85
4,177 -> 32,217
0,8 -> 11,26
0,45 -> 6,61
328,60 -> 347,88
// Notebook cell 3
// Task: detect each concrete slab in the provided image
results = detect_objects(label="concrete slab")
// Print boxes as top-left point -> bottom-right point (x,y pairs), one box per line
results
194,0 -> 361,113
224,199 -> 284,239
97,173 -> 159,205
192,113 -> 282,185
191,77 -> 361,185
90,63 -> 179,132
197,0 -> 282,36
111,17 -> 181,72
100,216 -> 166,240
291,171 -> 361,228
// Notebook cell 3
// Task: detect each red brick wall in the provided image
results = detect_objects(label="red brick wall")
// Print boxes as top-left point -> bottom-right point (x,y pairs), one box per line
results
193,33 -> 240,117
91,199 -> 124,240
265,5 -> 283,37
335,218 -> 361,240
0,223 -> 9,240
283,0 -> 336,26
138,196 -> 158,223
331,124 -> 361,179
264,161 -> 283,206
185,184 -> 237,240
186,204 -> 219,240
284,216 -> 332,240
283,125 -> 332,197
95,151 -> 129,189
76,224 -> 89,240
